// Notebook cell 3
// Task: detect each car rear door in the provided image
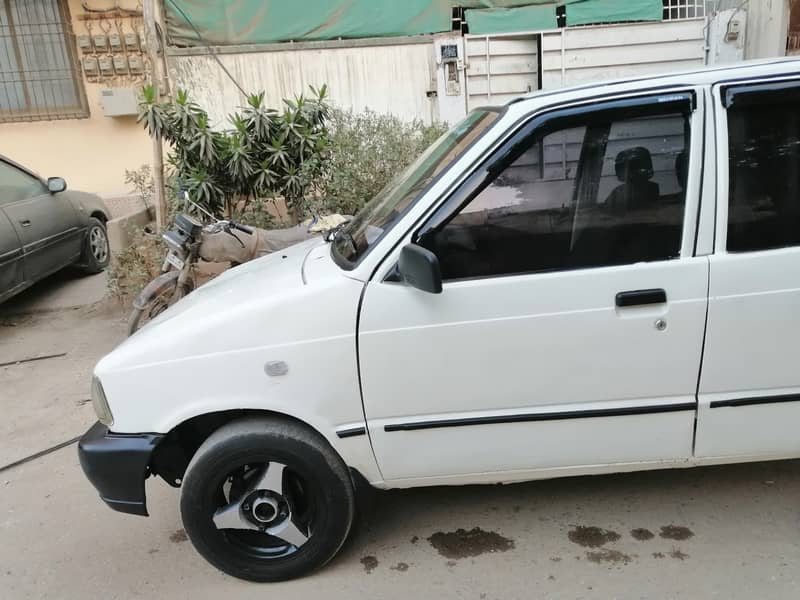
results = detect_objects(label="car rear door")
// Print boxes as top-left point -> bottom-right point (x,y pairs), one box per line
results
359,91 -> 709,483
696,77 -> 800,460
0,159 -> 82,282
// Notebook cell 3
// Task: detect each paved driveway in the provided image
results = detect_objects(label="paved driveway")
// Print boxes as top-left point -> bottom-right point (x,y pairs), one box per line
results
2,302 -> 800,599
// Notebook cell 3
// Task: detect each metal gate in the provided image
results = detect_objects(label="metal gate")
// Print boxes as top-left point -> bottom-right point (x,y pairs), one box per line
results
464,33 -> 539,112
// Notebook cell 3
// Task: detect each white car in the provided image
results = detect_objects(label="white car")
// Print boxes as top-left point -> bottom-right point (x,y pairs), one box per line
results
79,57 -> 800,582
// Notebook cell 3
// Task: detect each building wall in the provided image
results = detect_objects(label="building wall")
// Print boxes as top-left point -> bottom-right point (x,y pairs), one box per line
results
713,0 -> 790,59
0,0 -> 151,197
541,19 -> 707,89
167,37 -> 439,127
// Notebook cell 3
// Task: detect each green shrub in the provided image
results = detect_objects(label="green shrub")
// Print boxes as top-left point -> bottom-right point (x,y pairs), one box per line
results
315,109 -> 448,216
138,86 -> 330,222
233,198 -> 278,229
117,102 -> 448,297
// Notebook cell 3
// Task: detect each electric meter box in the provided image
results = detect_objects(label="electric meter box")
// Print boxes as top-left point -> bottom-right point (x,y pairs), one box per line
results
127,54 -> 144,74
93,34 -> 108,51
98,56 -> 114,76
123,32 -> 139,51
82,57 -> 98,76
108,33 -> 123,52
100,87 -> 139,117
77,35 -> 92,53
113,55 -> 128,74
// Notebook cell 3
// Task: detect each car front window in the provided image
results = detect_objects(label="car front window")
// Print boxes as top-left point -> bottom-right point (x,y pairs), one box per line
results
331,109 -> 501,267
0,160 -> 45,204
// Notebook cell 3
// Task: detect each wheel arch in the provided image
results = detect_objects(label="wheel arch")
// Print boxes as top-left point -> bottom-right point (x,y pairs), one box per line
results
150,408 -> 369,490
89,210 -> 108,224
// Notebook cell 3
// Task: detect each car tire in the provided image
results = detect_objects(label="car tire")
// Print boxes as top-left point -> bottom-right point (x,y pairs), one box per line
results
80,217 -> 110,273
180,417 -> 356,582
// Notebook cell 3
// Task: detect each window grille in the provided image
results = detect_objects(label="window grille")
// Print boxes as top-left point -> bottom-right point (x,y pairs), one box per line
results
663,0 -> 707,21
0,0 -> 88,123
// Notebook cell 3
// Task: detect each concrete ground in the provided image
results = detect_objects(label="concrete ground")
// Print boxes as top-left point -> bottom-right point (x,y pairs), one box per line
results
1,269 -> 108,317
2,275 -> 800,599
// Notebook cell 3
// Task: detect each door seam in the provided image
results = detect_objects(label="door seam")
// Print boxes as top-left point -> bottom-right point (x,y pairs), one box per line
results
354,283 -> 386,480
691,256 -> 711,457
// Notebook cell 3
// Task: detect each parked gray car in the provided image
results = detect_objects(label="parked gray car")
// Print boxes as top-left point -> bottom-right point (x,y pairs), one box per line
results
0,155 -> 111,304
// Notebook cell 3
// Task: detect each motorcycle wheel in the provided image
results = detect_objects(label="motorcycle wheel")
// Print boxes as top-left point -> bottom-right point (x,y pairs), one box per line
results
127,273 -> 194,336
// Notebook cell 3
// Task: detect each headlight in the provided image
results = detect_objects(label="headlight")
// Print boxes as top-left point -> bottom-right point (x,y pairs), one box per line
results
91,377 -> 114,427
162,231 -> 186,253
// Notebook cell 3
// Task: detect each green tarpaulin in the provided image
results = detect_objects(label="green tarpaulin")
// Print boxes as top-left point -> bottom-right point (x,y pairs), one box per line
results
566,0 -> 663,26
165,0 -> 665,47
465,4 -> 558,35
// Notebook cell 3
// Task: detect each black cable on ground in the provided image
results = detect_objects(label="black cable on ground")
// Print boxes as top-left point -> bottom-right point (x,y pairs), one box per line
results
0,352 -> 67,368
0,436 -> 81,474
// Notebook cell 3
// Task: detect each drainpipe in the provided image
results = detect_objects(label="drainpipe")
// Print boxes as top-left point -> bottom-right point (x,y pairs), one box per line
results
143,0 -> 167,231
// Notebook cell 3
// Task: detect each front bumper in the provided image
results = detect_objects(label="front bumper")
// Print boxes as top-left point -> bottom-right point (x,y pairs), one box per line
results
78,421 -> 164,516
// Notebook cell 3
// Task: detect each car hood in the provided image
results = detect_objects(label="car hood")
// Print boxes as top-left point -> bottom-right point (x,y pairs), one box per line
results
98,237 -> 330,372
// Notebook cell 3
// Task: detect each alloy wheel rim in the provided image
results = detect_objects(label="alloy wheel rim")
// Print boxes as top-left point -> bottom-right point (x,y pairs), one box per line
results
211,461 -> 313,559
89,226 -> 108,263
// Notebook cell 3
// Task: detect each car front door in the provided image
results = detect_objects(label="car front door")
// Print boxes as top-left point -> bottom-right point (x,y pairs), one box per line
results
0,206 -> 23,301
695,78 -> 800,460
0,159 -> 82,282
359,91 -> 709,483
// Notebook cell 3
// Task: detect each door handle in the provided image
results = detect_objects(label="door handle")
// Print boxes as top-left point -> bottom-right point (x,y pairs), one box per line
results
615,288 -> 667,307
19,219 -> 31,228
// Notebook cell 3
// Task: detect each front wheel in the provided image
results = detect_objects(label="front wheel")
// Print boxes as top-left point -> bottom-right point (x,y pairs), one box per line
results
127,271 -> 193,336
180,418 -> 356,582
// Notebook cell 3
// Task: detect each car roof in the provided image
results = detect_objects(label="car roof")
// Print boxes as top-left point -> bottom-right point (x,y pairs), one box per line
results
510,56 -> 800,109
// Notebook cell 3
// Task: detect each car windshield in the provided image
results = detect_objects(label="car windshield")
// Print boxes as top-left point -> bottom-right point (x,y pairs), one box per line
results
331,109 -> 501,266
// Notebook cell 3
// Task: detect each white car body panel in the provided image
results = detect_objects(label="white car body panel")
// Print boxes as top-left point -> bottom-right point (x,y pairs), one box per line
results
94,58 -> 800,491
359,257 -> 709,481
95,238 -> 381,482
695,82 -> 800,459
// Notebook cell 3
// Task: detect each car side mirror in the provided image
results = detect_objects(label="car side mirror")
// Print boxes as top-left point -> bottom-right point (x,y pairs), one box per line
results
398,243 -> 442,294
47,177 -> 67,193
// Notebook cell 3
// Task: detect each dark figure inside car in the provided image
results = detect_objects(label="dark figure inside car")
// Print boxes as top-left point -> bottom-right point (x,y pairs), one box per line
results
604,146 -> 660,212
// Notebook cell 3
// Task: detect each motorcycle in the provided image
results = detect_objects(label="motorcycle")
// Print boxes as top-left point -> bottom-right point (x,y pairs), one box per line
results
128,193 -> 347,336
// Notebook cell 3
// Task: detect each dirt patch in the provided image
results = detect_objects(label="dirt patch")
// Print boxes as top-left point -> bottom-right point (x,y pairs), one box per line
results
0,314 -> 34,328
631,528 -> 655,541
660,525 -> 694,541
427,527 -> 514,559
669,548 -> 690,560
568,526 -> 621,548
169,529 -> 188,543
360,555 -> 379,573
391,562 -> 409,572
585,549 -> 634,565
